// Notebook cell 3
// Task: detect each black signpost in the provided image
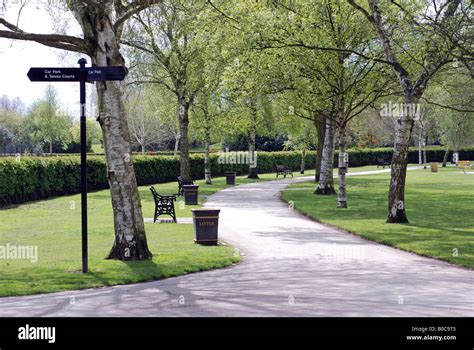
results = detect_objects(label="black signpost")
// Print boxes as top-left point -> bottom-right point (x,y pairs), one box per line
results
28,59 -> 127,273
78,58 -> 88,274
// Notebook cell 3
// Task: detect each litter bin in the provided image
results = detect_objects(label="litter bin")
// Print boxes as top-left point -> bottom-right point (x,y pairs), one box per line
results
224,171 -> 237,185
430,162 -> 438,173
183,184 -> 199,205
192,208 -> 220,245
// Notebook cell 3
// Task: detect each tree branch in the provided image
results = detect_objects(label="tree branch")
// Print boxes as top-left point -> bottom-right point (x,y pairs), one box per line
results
114,0 -> 162,32
0,18 -> 90,54
206,0 -> 239,23
419,96 -> 474,113
256,41 -> 399,69
347,0 -> 374,22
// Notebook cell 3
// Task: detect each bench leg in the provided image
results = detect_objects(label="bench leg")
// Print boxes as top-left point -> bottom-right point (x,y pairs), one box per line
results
172,212 -> 177,223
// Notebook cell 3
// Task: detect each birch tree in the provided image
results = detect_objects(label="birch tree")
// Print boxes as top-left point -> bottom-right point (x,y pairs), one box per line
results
193,91 -> 221,184
0,1 -> 164,260
125,85 -> 171,154
190,12 -> 228,184
123,0 -> 209,182
348,0 -> 468,222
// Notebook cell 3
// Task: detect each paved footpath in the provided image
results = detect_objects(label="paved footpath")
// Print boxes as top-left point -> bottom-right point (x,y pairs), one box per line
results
0,168 -> 472,316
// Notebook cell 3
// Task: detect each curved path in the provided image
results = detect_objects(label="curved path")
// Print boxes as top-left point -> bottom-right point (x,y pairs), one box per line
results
0,171 -> 473,316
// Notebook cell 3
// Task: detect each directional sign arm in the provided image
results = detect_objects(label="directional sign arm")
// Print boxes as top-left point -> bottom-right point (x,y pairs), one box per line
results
27,68 -> 80,82
86,66 -> 128,82
27,66 -> 128,83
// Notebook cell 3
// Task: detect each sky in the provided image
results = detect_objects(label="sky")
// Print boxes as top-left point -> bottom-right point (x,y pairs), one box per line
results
0,2 -> 91,118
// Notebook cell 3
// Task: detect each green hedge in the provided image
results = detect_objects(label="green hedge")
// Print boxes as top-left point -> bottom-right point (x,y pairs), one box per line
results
1,147 -> 473,207
336,146 -> 474,167
0,151 -> 315,207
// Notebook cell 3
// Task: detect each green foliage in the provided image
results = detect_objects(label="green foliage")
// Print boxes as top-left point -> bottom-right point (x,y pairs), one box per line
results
424,68 -> 474,149
26,85 -> 73,153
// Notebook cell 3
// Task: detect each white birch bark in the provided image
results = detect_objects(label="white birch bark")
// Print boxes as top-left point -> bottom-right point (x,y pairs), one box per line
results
203,96 -> 212,184
315,114 -> 326,182
418,128 -> 423,165
248,124 -> 259,179
315,117 -> 336,195
337,121 -> 348,208
178,96 -> 192,182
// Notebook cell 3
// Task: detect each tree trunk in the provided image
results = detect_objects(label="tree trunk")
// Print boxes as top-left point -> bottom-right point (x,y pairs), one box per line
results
203,97 -> 212,184
248,123 -> 259,179
141,144 -> 145,155
173,132 -> 180,157
49,141 -> 53,155
337,122 -> 348,208
300,149 -> 306,174
315,114 -> 326,182
92,19 -> 151,260
418,129 -> 422,165
315,117 -> 336,195
423,136 -> 427,169
178,97 -> 192,182
442,147 -> 449,167
386,96 -> 417,223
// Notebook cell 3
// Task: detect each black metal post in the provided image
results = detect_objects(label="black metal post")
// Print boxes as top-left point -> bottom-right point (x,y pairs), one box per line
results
78,58 -> 88,273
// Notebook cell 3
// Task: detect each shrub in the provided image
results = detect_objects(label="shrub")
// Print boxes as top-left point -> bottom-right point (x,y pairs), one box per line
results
1,146 -> 473,207
335,146 -> 474,167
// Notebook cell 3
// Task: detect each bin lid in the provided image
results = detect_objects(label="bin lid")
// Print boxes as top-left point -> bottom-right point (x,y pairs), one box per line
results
191,208 -> 221,216
191,208 -> 220,212
183,184 -> 199,188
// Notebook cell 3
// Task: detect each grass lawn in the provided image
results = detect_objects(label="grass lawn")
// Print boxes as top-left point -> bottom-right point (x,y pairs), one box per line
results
0,168 -> 322,297
281,166 -> 474,269
90,143 -> 104,153
0,177 -> 244,297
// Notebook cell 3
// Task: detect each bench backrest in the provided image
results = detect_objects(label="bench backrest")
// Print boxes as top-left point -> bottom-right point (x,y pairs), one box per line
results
150,186 -> 175,203
276,164 -> 285,171
150,186 -> 159,199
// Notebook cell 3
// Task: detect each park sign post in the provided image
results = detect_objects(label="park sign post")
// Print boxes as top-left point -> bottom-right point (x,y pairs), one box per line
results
27,59 -> 127,273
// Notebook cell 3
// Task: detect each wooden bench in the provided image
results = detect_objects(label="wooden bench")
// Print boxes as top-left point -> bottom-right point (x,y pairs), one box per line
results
177,176 -> 194,196
150,186 -> 177,223
377,158 -> 390,169
276,164 -> 293,178
457,160 -> 472,173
